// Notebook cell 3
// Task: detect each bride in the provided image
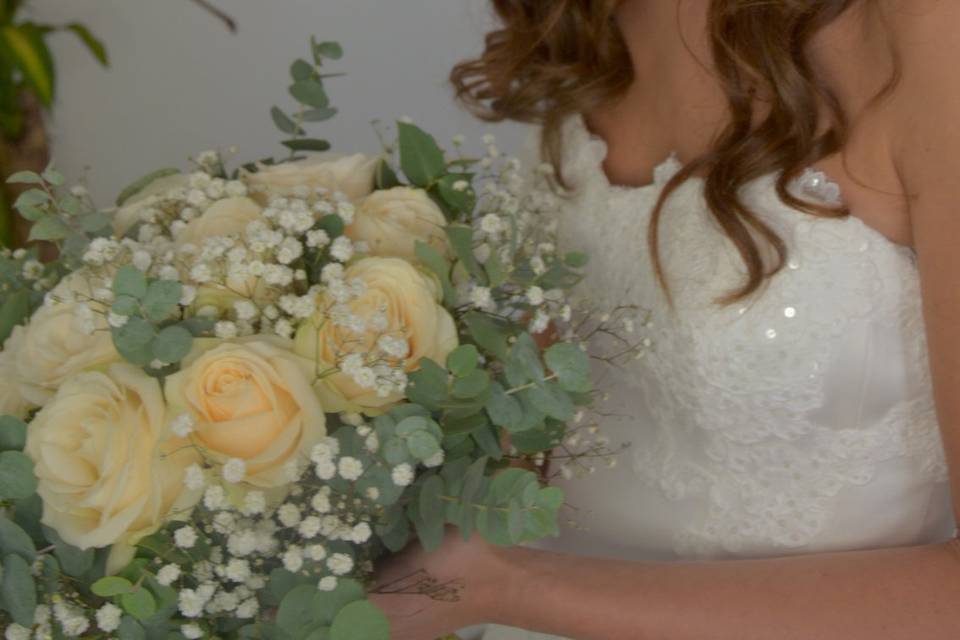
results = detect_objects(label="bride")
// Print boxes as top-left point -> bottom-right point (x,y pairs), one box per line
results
373,1 -> 960,638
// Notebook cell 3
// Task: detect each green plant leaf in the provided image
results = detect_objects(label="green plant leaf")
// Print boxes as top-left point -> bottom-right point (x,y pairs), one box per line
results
374,158 -> 401,190
282,138 -> 331,153
526,383 -> 575,421
464,312 -> 510,360
5,170 -> 42,184
142,279 -> 181,322
114,265 -> 148,299
329,600 -> 389,640
112,317 -> 158,366
64,22 -> 108,66
418,474 -> 446,528
405,358 -> 449,410
406,430 -> 440,460
115,168 -> 180,207
485,382 -> 525,431
121,587 -> 157,620
290,58 -> 314,81
13,188 -> 49,209
117,616 -> 146,640
1,24 -> 54,106
92,575 -> 134,597
271,106 -> 303,136
451,369 -> 490,400
447,344 -> 479,377
313,41 -> 343,61
0,415 -> 27,451
301,106 -> 338,122
28,214 -> 68,241
290,79 -> 329,108
545,342 -> 592,393
1,553 -> 36,626
436,174 -> 476,216
44,527 -> 94,577
0,517 -> 36,562
414,241 -> 455,306
151,325 -> 192,364
0,451 -> 36,500
397,122 -> 445,187
0,289 -> 30,344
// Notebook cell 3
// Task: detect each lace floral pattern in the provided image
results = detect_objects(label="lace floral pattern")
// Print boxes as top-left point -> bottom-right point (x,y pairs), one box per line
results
555,115 -> 950,558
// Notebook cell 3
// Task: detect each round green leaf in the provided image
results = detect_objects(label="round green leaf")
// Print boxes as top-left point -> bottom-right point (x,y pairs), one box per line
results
0,451 -> 36,500
0,415 -> 28,451
152,325 -> 193,364
113,265 -> 148,300
92,575 -> 134,597
545,342 -> 592,393
113,317 -> 157,366
447,344 -> 479,377
1,553 -> 36,626
406,430 -> 440,460
329,600 -> 389,640
0,518 -> 35,562
120,587 -> 157,620
452,369 -> 490,399
142,280 -> 182,322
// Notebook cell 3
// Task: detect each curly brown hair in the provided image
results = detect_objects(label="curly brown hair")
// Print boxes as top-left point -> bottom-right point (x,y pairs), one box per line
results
451,0 -> 896,304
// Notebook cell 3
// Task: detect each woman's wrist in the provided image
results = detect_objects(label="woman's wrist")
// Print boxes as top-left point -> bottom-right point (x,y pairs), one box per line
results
478,544 -> 560,628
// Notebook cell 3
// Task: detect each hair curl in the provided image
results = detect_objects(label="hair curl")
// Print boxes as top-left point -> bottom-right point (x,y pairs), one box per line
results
451,0 -> 895,304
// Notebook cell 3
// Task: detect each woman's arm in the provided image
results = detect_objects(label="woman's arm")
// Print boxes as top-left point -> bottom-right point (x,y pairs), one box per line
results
494,540 -> 960,639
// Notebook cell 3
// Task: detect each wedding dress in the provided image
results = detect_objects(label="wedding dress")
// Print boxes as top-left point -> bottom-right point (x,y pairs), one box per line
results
480,115 -> 956,640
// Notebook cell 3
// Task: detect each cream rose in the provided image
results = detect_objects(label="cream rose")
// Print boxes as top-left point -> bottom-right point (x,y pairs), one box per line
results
15,279 -> 119,406
347,187 -> 449,260
0,327 -> 32,419
244,154 -> 378,204
176,196 -> 262,248
294,257 -> 459,415
113,172 -> 190,237
164,337 -> 326,488
24,363 -> 199,553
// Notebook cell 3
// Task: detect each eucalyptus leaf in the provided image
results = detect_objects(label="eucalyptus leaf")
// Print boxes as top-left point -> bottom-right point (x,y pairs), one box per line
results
414,241 -> 455,306
283,138 -> 332,153
92,575 -> 134,597
271,106 -> 303,136
0,415 -> 27,451
290,80 -> 329,108
397,122 -> 445,187
0,518 -> 35,562
0,451 -> 36,500
447,344 -> 479,377
121,587 -> 157,620
329,600 -> 389,640
545,342 -> 592,393
113,265 -> 148,299
5,171 -> 42,184
28,214 -> 69,241
1,553 -> 36,626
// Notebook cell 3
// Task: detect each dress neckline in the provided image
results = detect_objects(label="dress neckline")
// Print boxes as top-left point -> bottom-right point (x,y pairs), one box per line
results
566,113 -> 917,256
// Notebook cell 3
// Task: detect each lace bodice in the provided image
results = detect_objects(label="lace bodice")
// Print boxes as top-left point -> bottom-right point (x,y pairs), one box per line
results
530,115 -> 956,563
479,114 -> 956,640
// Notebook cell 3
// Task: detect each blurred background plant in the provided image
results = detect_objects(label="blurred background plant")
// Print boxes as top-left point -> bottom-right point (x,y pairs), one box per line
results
0,0 -> 233,249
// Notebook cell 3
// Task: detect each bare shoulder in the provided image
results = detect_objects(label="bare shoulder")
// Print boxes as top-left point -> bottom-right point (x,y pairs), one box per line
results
880,0 -> 960,194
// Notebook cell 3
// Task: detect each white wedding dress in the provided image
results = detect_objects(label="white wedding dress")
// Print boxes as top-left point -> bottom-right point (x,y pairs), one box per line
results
480,116 -> 956,640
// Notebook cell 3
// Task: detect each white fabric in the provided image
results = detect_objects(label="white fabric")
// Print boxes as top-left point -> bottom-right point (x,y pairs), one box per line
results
482,116 -> 955,640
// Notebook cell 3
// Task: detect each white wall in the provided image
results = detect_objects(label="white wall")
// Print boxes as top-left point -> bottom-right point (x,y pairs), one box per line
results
23,0 -> 529,204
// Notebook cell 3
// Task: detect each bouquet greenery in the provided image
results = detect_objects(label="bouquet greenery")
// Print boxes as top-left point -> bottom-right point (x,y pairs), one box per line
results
0,38 -> 618,640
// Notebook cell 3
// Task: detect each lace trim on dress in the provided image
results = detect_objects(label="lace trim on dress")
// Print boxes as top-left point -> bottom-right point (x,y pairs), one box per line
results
556,114 -> 948,558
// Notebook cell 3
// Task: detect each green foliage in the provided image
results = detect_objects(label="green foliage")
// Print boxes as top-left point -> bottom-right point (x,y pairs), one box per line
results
397,122 -> 445,188
268,39 -> 344,160
115,167 -> 179,207
0,450 -> 35,499
0,414 -> 26,451
1,553 -> 36,625
329,600 -> 389,640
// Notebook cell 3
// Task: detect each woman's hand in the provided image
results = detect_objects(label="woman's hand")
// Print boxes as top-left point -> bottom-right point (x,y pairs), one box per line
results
370,529 -> 515,640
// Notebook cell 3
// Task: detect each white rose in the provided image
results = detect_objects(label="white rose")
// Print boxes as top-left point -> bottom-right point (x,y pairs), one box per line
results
25,363 -> 200,553
346,187 -> 448,261
176,197 -> 262,248
113,172 -> 190,237
164,337 -> 327,488
294,257 -> 458,415
244,154 -> 378,204
15,276 -> 119,406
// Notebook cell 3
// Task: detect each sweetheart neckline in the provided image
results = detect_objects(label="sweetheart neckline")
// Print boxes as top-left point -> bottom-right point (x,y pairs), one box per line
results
569,113 -> 915,254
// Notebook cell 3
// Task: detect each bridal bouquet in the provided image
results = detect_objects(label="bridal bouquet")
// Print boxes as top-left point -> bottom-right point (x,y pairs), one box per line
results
0,39 -> 614,640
